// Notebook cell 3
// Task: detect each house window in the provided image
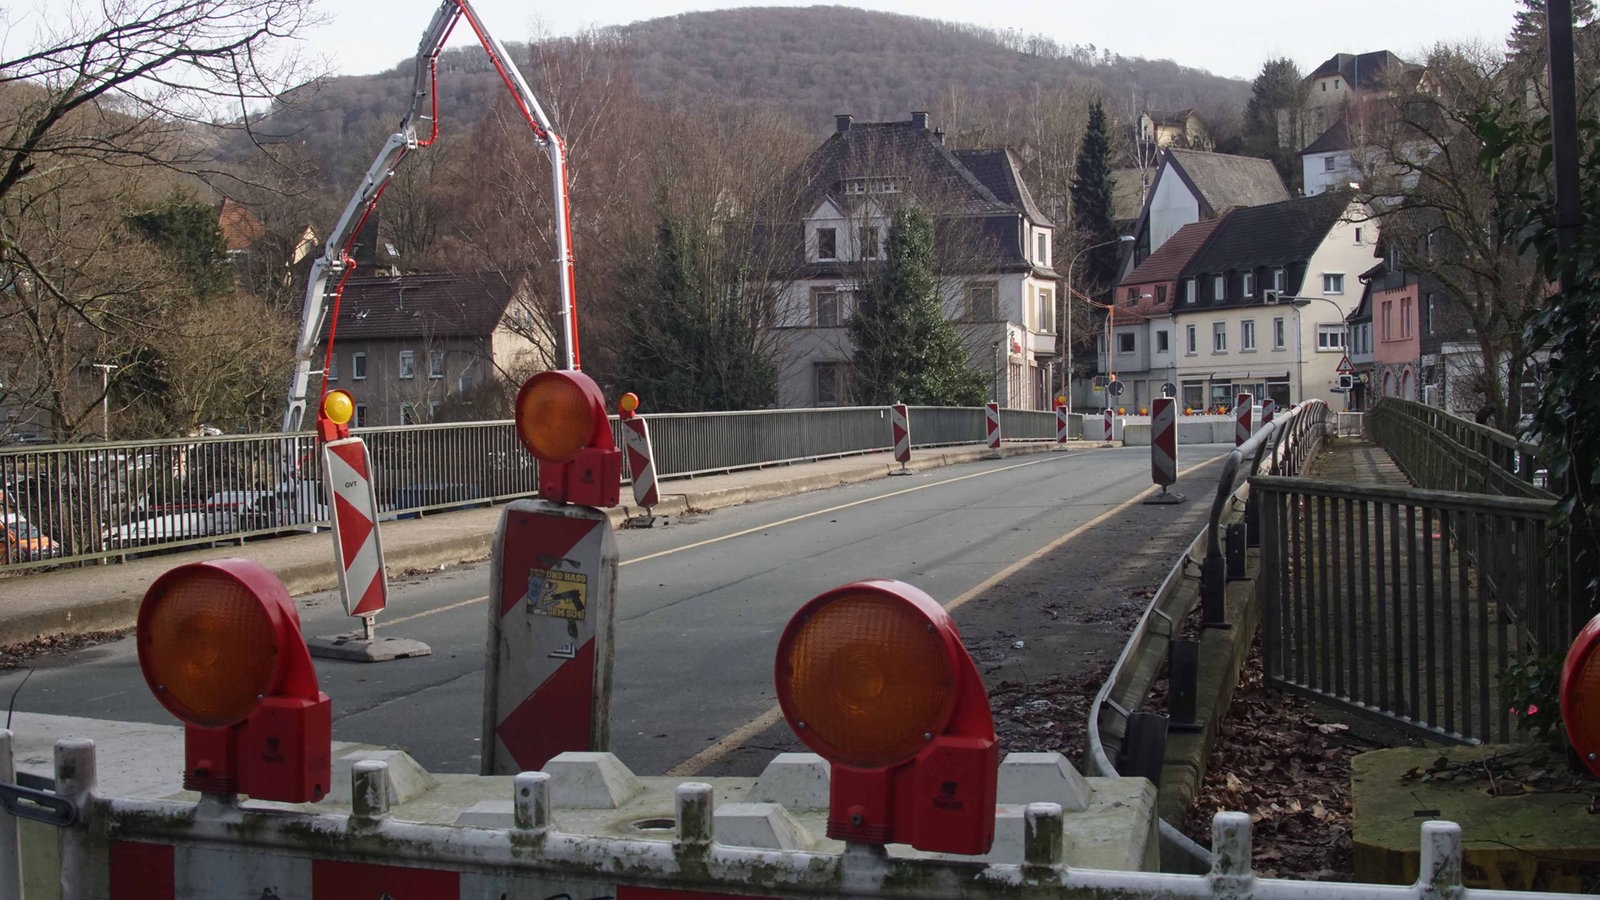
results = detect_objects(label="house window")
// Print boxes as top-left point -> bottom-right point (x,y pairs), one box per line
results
429,350 -> 444,379
400,402 -> 417,425
811,288 -> 845,327
1213,274 -> 1225,300
814,362 -> 849,406
428,399 -> 441,420
1184,278 -> 1197,303
1323,273 -> 1345,294
859,226 -> 880,259
1156,329 -> 1170,353
354,404 -> 368,427
1036,288 -> 1053,331
1242,272 -> 1254,298
326,354 -> 338,381
1321,81 -> 1327,92
1334,79 -> 1341,89
1424,291 -> 1434,335
398,350 -> 415,379
1274,269 -> 1286,293
1212,322 -> 1227,353
1317,324 -> 1347,351
1354,226 -> 1363,244
1401,296 -> 1413,337
457,374 -> 473,393
1241,319 -> 1257,351
1382,300 -> 1393,340
1324,156 -> 1337,172
1273,316 -> 1286,350
817,227 -> 837,260
1156,285 -> 1168,304
1036,232 -> 1049,265
1117,332 -> 1136,353
1126,287 -> 1139,304
1185,324 -> 1198,354
352,352 -> 367,380
964,283 -> 999,321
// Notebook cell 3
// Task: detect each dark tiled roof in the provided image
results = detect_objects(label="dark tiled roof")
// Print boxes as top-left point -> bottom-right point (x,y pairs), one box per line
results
1302,119 -> 1351,155
953,148 -> 1053,227
1145,108 -> 1198,126
317,272 -> 516,341
1166,149 -> 1290,214
1182,192 -> 1352,278
1122,216 -> 1226,285
1307,51 -> 1411,89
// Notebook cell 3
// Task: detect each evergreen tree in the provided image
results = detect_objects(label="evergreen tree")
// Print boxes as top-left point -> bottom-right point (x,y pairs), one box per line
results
1069,100 -> 1120,297
125,194 -> 236,302
848,207 -> 985,407
610,218 -> 778,412
1242,57 -> 1308,191
1509,0 -> 1596,61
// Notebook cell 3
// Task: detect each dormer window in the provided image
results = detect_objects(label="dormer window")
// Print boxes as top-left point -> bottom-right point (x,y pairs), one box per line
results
843,177 -> 902,195
817,227 -> 837,260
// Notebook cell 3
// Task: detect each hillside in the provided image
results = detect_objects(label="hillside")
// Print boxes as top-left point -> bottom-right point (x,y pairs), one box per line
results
235,5 -> 1249,188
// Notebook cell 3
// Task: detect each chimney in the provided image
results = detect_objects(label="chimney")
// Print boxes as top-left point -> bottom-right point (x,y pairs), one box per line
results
934,128 -> 946,146
835,114 -> 853,134
911,111 -> 930,130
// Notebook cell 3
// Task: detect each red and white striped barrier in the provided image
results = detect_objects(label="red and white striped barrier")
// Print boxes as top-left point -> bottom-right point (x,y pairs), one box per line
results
323,437 -> 387,617
1233,393 -> 1254,447
1151,398 -> 1177,487
1103,408 -> 1115,442
1260,397 -> 1277,426
620,415 -> 659,509
483,501 -> 615,774
890,403 -> 911,469
984,401 -> 1002,457
1055,400 -> 1069,445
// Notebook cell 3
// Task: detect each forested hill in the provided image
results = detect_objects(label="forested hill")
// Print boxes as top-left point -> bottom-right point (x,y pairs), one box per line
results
239,6 -> 1248,187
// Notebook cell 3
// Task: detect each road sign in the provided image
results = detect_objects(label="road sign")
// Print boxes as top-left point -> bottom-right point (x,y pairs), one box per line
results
983,402 -> 1002,458
1336,354 -> 1353,374
620,414 -> 659,509
890,403 -> 911,465
1108,380 -> 1125,397
323,437 -> 386,617
1161,382 -> 1176,397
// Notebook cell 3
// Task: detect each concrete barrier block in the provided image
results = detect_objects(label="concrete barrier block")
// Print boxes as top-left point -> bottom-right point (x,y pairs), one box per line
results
998,752 -> 1091,811
714,801 -> 817,850
747,752 -> 829,809
1121,422 -> 1151,446
544,752 -> 645,808
331,749 -> 437,806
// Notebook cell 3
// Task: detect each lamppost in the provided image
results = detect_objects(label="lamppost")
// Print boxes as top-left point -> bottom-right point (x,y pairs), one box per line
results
1062,235 -> 1133,414
92,363 -> 118,440
1275,294 -> 1349,408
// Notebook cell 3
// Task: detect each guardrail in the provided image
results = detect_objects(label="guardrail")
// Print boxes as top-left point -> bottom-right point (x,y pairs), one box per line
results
1085,400 -> 1333,871
0,405 -> 1066,571
1365,398 -> 1549,499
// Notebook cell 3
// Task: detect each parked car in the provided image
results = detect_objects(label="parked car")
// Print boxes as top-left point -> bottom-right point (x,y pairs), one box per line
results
2,507 -> 61,564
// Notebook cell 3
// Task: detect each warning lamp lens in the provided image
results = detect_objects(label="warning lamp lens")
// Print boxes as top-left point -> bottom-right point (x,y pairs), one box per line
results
516,371 -> 601,464
1563,615 -> 1600,776
619,392 -> 640,415
139,568 -> 280,727
777,589 -> 955,769
321,390 -> 354,426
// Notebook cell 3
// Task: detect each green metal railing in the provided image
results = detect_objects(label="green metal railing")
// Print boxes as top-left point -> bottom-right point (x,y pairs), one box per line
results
1365,398 -> 1550,499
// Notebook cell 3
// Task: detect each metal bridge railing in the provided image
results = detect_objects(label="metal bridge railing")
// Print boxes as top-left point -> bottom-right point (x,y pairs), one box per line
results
0,405 -> 1064,571
1365,398 -> 1550,499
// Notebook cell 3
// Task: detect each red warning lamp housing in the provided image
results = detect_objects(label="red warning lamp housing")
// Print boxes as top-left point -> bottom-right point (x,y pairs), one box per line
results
774,580 -> 998,855
514,369 -> 621,508
1562,612 -> 1600,776
137,559 -> 332,803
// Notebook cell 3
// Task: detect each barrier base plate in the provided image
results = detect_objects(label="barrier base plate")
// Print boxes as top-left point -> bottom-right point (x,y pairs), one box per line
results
307,634 -> 433,663
623,514 -> 670,528
1144,489 -> 1186,505
982,451 -> 1003,460
888,466 -> 914,476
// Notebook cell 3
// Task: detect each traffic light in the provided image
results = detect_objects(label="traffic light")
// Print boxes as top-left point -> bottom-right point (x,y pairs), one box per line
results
514,370 -> 622,508
137,559 -> 331,802
774,580 -> 998,855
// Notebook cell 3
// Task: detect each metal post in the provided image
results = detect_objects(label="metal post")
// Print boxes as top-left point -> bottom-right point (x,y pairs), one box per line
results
92,363 -> 117,440
1061,235 -> 1132,415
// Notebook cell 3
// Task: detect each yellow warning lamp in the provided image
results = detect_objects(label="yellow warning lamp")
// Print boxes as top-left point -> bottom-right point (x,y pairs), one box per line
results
317,389 -> 355,442
1562,613 -> 1600,776
774,580 -> 997,855
618,392 -> 640,420
514,369 -> 621,508
137,559 -> 331,802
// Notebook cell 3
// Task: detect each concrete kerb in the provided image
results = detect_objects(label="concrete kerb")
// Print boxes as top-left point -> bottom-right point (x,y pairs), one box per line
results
0,441 -> 1079,645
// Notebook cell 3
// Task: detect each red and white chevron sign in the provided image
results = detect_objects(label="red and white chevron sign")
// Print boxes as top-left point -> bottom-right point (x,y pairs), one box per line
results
1234,392 -> 1254,447
323,437 -> 387,617
1151,397 -> 1177,487
620,415 -> 659,508
985,401 -> 1001,450
891,403 -> 911,464
1103,408 -> 1114,442
1261,397 -> 1277,426
1055,401 -> 1068,444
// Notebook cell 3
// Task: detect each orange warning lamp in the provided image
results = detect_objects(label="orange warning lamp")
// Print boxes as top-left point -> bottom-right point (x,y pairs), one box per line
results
317,389 -> 355,442
618,392 -> 640,420
137,559 -> 331,802
514,369 -> 621,508
1562,613 -> 1600,775
775,580 -> 997,855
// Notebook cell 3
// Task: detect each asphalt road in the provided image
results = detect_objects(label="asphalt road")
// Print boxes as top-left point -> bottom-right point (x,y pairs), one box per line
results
5,444 -> 1234,778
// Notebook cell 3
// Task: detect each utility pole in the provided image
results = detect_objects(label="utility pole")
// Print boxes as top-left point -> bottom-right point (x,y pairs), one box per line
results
1063,235 -> 1133,414
92,363 -> 118,440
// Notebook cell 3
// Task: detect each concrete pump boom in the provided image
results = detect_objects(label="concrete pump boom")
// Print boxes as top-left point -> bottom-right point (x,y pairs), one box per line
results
282,0 -> 580,433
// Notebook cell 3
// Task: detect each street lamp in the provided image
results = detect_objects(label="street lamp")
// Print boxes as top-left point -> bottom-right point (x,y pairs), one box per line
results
1062,235 -> 1134,414
92,363 -> 118,440
1273,293 -> 1350,408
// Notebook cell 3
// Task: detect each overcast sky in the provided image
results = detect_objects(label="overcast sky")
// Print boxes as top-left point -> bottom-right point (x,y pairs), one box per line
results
296,0 -> 1523,82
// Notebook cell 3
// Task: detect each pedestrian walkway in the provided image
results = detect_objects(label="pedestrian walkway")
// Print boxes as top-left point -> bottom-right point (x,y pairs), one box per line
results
1307,435 -> 1411,486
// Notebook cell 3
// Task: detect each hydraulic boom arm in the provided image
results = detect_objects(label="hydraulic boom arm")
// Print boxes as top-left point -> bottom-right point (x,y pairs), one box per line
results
282,0 -> 580,432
